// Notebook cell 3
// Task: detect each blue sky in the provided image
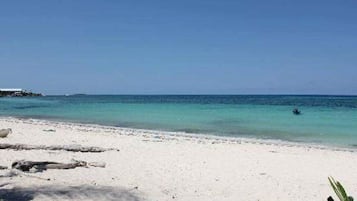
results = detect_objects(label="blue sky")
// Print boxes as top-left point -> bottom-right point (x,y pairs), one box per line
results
1,0 -> 356,95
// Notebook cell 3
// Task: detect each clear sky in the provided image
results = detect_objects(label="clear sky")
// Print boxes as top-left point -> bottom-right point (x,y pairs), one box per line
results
1,0 -> 356,95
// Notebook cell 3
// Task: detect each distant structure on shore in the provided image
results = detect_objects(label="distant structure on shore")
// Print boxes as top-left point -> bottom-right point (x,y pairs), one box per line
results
0,88 -> 42,97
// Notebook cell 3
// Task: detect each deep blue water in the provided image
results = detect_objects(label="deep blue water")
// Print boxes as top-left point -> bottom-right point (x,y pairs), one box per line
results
1,95 -> 357,147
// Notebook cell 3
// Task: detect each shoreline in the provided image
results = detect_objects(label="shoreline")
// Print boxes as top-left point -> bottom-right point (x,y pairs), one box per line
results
0,116 -> 355,152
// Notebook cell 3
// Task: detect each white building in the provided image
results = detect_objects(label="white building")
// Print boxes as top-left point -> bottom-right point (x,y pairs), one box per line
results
0,88 -> 24,92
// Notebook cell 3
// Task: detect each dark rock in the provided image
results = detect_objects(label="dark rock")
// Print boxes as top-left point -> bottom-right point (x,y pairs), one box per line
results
327,196 -> 334,201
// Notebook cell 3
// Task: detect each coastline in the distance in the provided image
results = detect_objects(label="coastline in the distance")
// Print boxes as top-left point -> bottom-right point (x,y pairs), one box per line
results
0,88 -> 42,97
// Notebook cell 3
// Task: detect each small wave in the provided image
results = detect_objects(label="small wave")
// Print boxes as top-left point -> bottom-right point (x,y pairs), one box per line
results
174,128 -> 207,134
13,105 -> 47,110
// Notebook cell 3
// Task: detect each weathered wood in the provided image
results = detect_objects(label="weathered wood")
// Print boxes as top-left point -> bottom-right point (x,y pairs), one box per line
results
0,143 -> 119,152
88,162 -> 106,168
0,165 -> 7,170
12,160 -> 88,172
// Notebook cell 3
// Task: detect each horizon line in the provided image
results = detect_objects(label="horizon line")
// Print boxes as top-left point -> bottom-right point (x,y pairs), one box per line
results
44,93 -> 357,97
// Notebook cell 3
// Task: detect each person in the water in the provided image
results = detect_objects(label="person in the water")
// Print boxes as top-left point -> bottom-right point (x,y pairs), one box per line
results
293,108 -> 301,115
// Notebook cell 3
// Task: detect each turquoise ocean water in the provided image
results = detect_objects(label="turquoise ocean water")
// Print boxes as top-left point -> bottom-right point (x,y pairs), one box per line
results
1,95 -> 357,147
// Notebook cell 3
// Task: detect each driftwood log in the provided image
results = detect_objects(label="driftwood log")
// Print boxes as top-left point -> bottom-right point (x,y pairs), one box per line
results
12,160 -> 105,172
11,160 -> 92,172
0,165 -> 7,170
0,143 -> 119,152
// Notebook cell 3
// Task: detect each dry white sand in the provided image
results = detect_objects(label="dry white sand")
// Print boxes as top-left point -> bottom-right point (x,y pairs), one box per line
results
0,117 -> 357,201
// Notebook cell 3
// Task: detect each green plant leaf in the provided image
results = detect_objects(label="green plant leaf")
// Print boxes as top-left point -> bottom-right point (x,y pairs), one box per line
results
329,177 -> 344,201
336,181 -> 348,200
328,177 -> 353,201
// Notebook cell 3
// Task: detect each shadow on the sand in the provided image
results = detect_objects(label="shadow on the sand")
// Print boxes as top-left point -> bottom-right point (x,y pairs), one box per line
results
0,185 -> 143,201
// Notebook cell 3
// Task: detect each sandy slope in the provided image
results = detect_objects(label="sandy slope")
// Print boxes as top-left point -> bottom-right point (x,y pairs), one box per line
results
0,117 -> 356,201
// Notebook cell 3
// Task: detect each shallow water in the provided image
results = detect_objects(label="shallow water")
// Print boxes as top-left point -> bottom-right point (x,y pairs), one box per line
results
1,95 -> 357,147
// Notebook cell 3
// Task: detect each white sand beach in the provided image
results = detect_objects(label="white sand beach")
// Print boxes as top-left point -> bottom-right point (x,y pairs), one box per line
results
1,117 -> 357,201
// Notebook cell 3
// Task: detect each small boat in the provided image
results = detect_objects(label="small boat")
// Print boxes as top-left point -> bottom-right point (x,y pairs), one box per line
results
293,108 -> 301,115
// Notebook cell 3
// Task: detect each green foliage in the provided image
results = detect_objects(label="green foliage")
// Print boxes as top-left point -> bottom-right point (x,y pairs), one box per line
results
328,177 -> 354,201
